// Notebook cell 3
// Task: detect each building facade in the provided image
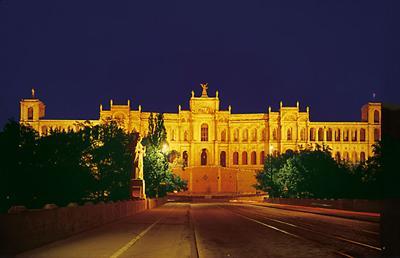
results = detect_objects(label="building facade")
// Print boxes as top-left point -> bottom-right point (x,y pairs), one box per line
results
20,85 -> 381,168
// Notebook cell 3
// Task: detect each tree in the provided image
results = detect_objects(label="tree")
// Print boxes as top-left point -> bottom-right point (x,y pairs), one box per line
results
142,113 -> 187,197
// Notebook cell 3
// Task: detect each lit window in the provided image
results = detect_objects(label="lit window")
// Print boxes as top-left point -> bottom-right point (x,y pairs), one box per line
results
201,124 -> 208,141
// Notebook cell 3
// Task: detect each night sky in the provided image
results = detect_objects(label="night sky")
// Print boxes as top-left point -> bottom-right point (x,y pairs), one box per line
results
1,1 -> 398,128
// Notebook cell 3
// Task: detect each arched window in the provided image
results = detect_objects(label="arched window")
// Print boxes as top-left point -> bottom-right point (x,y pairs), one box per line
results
300,128 -> 306,141
310,128 -> 315,141
260,151 -> 265,165
27,107 -> 34,120
221,130 -> 226,142
360,128 -> 366,142
261,129 -> 266,141
343,152 -> 349,162
251,151 -> 257,165
326,128 -> 333,141
352,151 -> 358,162
41,126 -> 48,136
272,128 -> 277,140
335,152 -> 341,162
242,151 -> 248,165
335,129 -> 341,141
242,129 -> 248,142
374,128 -> 380,141
252,128 -> 257,141
171,130 -> 175,141
201,124 -> 208,141
184,131 -> 188,141
287,128 -> 292,141
352,130 -> 357,141
360,152 -> 366,163
234,129 -> 239,142
374,110 -> 380,123
201,149 -> 207,165
220,151 -> 226,167
318,128 -> 324,141
344,129 -> 349,141
233,152 -> 239,165
183,151 -> 188,167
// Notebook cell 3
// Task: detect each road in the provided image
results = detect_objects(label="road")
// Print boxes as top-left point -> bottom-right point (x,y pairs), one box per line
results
17,202 -> 381,258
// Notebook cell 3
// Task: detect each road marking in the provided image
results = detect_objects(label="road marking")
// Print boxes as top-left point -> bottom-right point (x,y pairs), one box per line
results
232,205 -> 382,252
232,210 -> 303,240
109,218 -> 161,258
335,251 -> 355,258
362,229 -> 379,235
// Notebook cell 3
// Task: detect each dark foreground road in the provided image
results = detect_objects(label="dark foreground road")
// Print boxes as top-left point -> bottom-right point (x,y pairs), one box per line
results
16,202 -> 380,258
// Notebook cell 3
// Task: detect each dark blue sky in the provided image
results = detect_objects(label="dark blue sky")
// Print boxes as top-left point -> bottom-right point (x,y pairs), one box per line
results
1,1 -> 398,127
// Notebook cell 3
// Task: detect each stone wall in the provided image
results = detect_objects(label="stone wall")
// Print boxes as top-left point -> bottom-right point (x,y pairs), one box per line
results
0,198 -> 166,255
265,198 -> 382,213
173,166 -> 257,194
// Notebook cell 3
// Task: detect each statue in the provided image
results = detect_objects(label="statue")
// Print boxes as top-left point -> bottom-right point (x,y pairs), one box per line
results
31,88 -> 35,98
200,83 -> 208,97
134,136 -> 146,179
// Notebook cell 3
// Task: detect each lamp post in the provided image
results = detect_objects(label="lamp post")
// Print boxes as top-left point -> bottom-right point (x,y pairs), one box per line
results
269,145 -> 274,195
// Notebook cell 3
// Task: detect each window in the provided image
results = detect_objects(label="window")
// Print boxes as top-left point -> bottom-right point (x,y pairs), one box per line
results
183,151 -> 188,167
261,129 -> 266,141
260,151 -> 265,165
201,149 -> 207,165
233,152 -> 239,165
184,131 -> 188,141
335,129 -> 341,141
28,107 -> 34,120
360,128 -> 366,142
41,126 -> 48,135
242,129 -> 248,142
252,128 -> 257,141
326,128 -> 332,141
221,130 -> 226,142
220,151 -> 226,167
344,129 -> 349,141
374,110 -> 380,123
272,128 -> 277,140
242,151 -> 248,165
318,128 -> 324,141
234,129 -> 239,142
374,128 -> 380,141
251,151 -> 257,165
201,124 -> 208,141
335,152 -> 341,162
352,151 -> 358,162
343,152 -> 349,162
171,130 -> 175,141
360,152 -> 366,163
310,128 -> 315,141
287,128 -> 292,141
352,130 -> 357,141
300,128 -> 306,141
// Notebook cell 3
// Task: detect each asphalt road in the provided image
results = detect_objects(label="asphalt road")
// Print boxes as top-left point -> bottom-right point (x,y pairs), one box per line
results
17,202 -> 381,258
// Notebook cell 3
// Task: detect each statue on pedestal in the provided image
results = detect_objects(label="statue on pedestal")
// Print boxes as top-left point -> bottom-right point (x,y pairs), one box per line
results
132,135 -> 146,199
134,136 -> 146,179
200,83 -> 208,97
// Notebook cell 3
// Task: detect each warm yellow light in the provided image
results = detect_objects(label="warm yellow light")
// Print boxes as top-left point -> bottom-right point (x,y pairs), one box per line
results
162,143 -> 169,153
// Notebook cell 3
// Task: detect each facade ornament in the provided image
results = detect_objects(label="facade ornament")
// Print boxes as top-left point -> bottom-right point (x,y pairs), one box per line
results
296,101 -> 299,108
200,83 -> 208,97
228,105 -> 231,112
216,90 -> 219,98
268,106 -> 271,113
191,90 -> 195,98
138,105 -> 142,112
31,88 -> 35,99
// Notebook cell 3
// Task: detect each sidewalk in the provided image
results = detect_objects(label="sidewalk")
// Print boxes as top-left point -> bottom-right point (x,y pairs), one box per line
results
234,200 -> 380,223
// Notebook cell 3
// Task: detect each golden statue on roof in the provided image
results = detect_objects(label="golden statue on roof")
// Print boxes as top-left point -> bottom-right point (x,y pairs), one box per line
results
200,83 -> 208,97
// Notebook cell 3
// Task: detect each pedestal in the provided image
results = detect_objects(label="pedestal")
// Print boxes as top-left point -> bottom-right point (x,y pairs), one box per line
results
131,179 -> 146,199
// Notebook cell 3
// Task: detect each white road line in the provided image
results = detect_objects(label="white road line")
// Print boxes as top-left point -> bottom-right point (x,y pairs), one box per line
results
362,229 -> 379,235
234,206 -> 382,252
233,211 -> 303,240
109,218 -> 162,258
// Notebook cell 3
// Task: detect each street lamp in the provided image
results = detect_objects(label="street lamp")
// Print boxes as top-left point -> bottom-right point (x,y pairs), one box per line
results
161,142 -> 169,153
269,145 -> 274,194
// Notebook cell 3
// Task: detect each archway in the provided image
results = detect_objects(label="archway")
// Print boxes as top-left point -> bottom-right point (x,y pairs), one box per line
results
201,149 -> 207,166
